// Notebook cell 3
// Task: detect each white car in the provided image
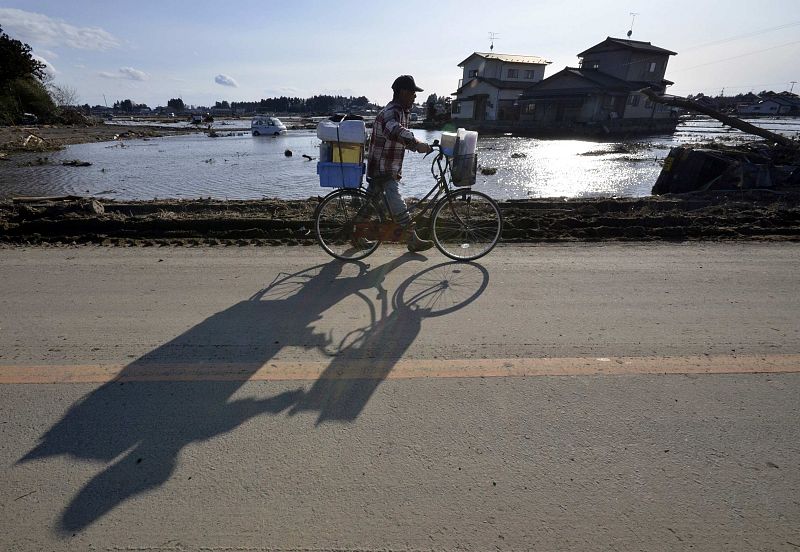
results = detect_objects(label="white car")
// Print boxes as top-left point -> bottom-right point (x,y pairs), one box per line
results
251,116 -> 287,136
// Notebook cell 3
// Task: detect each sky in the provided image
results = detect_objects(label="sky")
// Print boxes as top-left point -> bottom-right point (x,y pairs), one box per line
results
2,0 -> 799,108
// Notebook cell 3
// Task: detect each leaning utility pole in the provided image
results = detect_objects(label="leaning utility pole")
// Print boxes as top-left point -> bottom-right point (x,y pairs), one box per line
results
639,87 -> 797,148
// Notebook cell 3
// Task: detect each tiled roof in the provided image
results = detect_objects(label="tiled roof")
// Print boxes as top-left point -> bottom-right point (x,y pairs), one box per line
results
578,37 -> 677,58
519,68 -> 658,99
459,52 -> 551,66
454,76 -> 532,94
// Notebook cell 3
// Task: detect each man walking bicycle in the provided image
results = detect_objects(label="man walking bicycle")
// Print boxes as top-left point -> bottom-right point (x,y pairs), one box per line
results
365,75 -> 434,252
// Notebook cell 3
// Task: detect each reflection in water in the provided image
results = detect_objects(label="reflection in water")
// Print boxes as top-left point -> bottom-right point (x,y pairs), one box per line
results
3,118 -> 798,201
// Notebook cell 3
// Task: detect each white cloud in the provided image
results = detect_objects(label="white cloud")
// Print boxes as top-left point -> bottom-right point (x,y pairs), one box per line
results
37,48 -> 59,60
99,67 -> 149,81
215,74 -> 238,88
119,67 -> 148,81
0,8 -> 120,51
32,54 -> 57,77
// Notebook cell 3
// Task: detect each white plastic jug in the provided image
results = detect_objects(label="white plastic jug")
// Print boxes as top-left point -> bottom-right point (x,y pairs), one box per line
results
462,130 -> 478,156
440,131 -> 457,155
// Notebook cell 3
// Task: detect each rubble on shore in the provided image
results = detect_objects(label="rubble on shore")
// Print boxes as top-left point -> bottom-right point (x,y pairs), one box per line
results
2,191 -> 799,247
0,124 -> 197,153
653,141 -> 800,194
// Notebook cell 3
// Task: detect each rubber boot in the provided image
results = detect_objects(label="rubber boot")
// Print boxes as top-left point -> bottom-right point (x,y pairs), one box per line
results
406,224 -> 434,252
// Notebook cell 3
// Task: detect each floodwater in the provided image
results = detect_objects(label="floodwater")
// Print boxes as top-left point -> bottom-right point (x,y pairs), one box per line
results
1,117 -> 798,201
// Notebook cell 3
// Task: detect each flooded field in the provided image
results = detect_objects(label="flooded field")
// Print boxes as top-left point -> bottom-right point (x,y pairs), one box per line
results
1,117 -> 798,201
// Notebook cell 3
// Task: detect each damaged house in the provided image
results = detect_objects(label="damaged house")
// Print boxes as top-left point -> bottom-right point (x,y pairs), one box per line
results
517,37 -> 679,136
451,52 -> 551,122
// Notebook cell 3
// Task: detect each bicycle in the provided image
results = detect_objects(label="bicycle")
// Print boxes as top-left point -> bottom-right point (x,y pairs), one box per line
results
313,139 -> 503,262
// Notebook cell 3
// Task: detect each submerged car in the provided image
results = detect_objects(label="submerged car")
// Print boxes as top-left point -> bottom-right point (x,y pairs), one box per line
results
251,116 -> 287,136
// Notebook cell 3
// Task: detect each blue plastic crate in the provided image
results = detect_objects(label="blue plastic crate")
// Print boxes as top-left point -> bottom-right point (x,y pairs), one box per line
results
317,162 -> 365,188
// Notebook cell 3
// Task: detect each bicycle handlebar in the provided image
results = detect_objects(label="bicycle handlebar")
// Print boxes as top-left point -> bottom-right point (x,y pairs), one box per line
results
423,139 -> 441,159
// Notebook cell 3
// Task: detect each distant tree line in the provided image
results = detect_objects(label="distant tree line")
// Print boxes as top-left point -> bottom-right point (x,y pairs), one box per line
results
425,93 -> 452,122
167,98 -> 185,111
112,99 -> 150,113
92,95 -> 379,115
229,95 -> 374,114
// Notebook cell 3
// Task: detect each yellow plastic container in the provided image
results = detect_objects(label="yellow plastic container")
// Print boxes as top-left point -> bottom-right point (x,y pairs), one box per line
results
332,143 -> 363,164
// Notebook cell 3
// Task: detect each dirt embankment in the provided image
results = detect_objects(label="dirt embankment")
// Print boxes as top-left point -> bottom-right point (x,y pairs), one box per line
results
2,191 -> 800,247
0,124 -> 197,154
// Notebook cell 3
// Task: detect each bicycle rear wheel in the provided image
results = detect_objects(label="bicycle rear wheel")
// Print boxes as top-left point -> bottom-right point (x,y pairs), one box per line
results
431,189 -> 502,261
314,189 -> 382,261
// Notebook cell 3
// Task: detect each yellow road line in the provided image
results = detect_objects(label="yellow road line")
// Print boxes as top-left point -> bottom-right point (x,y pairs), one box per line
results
0,354 -> 798,384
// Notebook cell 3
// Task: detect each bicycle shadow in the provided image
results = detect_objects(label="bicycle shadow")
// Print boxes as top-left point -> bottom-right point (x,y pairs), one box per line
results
18,255 -> 488,535
290,261 -> 490,424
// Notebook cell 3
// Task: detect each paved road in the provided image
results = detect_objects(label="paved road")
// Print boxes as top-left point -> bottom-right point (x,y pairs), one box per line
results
1,243 -> 798,551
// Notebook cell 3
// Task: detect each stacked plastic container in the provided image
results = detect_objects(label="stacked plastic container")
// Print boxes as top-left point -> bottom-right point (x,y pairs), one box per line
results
440,127 -> 478,187
316,120 -> 367,188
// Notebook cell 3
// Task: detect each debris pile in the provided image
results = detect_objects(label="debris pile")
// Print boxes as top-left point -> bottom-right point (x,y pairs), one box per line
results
0,134 -> 63,153
642,88 -> 800,195
653,142 -> 800,194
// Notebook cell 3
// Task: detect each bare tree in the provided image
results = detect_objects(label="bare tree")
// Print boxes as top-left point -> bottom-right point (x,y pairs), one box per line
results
48,83 -> 80,107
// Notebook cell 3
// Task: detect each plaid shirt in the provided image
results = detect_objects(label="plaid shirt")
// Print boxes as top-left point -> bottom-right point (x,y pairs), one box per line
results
367,101 -> 420,180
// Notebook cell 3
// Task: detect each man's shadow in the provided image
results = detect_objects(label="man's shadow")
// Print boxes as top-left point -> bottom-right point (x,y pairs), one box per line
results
18,254 -> 488,534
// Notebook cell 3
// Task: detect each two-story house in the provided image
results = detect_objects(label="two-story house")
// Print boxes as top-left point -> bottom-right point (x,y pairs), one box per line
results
451,52 -> 550,122
517,37 -> 678,134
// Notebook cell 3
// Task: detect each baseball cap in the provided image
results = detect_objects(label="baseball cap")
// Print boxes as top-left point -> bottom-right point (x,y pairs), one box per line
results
391,75 -> 424,92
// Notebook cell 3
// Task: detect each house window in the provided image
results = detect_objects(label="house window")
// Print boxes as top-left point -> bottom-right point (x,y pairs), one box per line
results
524,70 -> 535,79
507,69 -> 519,79
469,69 -> 478,78
451,102 -> 461,114
628,94 -> 640,107
524,103 -> 536,114
649,62 -> 657,73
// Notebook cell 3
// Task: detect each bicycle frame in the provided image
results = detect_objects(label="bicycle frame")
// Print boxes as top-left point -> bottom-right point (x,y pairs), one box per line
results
315,140 -> 502,262
360,148 -> 455,228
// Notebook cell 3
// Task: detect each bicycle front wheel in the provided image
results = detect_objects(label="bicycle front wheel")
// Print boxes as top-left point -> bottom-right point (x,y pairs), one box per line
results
431,189 -> 502,261
314,189 -> 382,261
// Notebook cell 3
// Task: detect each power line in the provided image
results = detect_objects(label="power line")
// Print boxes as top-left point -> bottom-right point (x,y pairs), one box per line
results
681,21 -> 800,52
615,20 -> 800,69
673,81 -> 796,91
670,78 -> 800,94
726,83 -> 789,89
671,39 -> 800,73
